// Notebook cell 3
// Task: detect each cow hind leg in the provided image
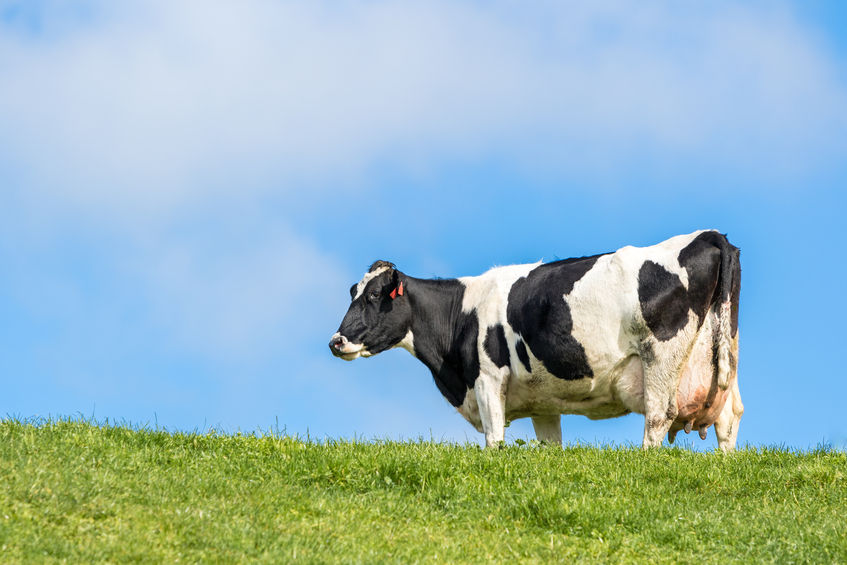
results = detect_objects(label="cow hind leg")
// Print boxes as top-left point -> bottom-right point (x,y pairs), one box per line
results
531,415 -> 562,446
714,377 -> 744,452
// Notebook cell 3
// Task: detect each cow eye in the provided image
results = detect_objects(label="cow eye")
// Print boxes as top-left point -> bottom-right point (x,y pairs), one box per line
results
368,290 -> 380,301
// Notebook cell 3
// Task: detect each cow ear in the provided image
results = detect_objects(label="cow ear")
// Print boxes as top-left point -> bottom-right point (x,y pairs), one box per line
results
389,271 -> 404,300
390,281 -> 404,299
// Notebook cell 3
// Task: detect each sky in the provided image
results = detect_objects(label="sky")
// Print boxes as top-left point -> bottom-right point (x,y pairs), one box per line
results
1,0 -> 846,449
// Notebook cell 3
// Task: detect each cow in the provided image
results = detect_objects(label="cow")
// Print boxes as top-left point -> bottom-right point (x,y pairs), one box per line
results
329,230 -> 744,450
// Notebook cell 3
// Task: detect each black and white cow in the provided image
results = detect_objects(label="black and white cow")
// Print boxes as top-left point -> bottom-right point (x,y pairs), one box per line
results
329,230 -> 743,450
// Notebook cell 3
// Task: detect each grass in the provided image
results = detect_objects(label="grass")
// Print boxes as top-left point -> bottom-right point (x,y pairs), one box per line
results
0,419 -> 844,563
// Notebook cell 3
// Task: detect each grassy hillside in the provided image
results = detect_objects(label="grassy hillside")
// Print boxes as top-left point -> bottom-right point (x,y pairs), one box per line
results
0,420 -> 843,563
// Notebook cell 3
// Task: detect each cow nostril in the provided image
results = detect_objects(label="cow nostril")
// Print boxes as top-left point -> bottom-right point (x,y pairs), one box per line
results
330,335 -> 347,350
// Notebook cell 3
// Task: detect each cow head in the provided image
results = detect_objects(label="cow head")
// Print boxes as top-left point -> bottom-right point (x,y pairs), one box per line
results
329,260 -> 411,361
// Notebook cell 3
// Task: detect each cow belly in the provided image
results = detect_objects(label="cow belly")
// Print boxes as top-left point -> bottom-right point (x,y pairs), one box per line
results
503,359 -> 636,422
671,318 -> 730,432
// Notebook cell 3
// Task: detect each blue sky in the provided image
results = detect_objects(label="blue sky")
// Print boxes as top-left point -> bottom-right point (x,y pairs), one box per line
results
1,1 -> 846,449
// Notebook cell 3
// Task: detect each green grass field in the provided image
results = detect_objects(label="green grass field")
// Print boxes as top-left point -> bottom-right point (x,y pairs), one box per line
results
0,420 -> 844,563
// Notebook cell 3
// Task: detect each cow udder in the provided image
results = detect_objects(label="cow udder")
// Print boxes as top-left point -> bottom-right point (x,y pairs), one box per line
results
671,352 -> 730,435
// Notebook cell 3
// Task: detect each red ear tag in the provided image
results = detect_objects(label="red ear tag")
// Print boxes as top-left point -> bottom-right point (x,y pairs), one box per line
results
390,281 -> 404,300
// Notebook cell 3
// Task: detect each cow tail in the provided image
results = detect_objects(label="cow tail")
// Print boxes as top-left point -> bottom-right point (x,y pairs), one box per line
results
715,235 -> 739,390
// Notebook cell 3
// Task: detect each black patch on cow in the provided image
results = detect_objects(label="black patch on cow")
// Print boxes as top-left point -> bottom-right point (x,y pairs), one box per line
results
677,234 -> 721,326
484,324 -> 510,368
677,231 -> 741,337
728,247 -> 741,337
506,254 -> 603,380
427,310 -> 480,407
638,261 -> 689,342
515,339 -> 532,372
403,278 -> 480,407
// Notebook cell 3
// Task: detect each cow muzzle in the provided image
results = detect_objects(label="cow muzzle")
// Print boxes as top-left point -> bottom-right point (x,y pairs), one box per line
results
329,333 -> 366,360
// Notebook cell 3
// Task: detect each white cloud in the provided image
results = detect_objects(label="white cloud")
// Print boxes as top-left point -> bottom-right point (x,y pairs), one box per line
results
1,0 -> 844,215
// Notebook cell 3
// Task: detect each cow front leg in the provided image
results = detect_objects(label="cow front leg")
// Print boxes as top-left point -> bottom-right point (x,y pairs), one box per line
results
531,415 -> 562,446
474,375 -> 506,447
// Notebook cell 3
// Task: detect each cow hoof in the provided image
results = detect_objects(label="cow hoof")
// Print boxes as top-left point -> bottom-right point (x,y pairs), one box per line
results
668,430 -> 678,444
698,424 -> 708,440
684,421 -> 693,434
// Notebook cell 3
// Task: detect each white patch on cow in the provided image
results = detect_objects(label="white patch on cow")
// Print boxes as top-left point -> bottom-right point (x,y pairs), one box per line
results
566,252 -> 634,375
394,329 -> 415,357
458,262 -> 540,316
353,266 -> 390,300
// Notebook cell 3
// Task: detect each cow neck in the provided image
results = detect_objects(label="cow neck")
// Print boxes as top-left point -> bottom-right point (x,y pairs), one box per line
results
404,277 -> 465,360
403,276 -> 479,407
